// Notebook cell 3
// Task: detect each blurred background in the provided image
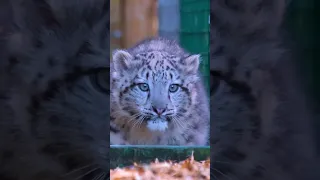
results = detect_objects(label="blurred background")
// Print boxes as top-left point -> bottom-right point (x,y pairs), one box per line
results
110,0 -> 210,94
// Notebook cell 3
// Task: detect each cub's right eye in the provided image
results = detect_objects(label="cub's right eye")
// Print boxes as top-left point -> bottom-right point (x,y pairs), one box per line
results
137,83 -> 149,92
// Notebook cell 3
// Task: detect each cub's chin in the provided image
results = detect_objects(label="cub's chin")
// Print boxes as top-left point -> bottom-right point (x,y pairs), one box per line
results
146,117 -> 169,132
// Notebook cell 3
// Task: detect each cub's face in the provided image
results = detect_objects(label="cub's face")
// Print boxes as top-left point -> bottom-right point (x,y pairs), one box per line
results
111,50 -> 200,131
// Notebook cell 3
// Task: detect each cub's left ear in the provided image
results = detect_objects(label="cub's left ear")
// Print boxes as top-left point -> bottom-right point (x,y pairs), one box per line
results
183,54 -> 200,74
112,49 -> 134,73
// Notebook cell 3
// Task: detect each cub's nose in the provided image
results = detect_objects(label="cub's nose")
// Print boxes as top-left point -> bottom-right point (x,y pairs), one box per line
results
152,106 -> 166,115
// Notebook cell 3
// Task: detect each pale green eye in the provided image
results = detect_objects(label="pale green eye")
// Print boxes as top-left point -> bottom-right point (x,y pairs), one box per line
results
138,83 -> 149,92
169,84 -> 179,93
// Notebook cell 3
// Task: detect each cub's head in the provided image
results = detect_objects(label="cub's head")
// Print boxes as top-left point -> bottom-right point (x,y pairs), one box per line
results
111,49 -> 201,132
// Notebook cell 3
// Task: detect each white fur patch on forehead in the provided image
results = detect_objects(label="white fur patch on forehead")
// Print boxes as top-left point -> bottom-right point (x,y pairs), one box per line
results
145,51 -> 178,60
136,52 -> 200,79
137,51 -> 177,71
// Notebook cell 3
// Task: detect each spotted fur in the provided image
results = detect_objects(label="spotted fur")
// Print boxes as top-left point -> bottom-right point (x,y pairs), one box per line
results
210,0 -> 319,179
0,0 -> 109,179
110,37 -> 209,145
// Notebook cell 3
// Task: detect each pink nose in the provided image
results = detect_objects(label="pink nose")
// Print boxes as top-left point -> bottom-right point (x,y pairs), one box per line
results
152,107 -> 165,115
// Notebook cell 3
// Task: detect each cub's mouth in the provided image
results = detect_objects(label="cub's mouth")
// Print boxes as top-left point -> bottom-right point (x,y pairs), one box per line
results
132,112 -> 173,132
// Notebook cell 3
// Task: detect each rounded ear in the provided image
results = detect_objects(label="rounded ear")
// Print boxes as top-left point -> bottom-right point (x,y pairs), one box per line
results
183,54 -> 200,74
112,50 -> 133,73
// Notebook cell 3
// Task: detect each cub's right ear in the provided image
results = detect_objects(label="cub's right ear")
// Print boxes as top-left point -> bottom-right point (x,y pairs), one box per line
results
112,50 -> 133,73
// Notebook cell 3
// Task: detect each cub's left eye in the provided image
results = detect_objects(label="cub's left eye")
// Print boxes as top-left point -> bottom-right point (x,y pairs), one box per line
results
169,84 -> 179,93
138,83 -> 149,92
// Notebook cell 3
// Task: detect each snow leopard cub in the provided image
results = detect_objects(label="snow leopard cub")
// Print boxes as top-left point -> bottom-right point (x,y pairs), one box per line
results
110,37 -> 209,145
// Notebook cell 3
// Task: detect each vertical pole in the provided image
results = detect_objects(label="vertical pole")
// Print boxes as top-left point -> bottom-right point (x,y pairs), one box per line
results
158,0 -> 180,41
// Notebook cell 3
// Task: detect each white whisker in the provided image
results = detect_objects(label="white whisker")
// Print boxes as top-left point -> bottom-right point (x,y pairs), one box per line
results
214,160 -> 244,166
62,163 -> 95,177
92,172 -> 106,180
172,115 -> 186,130
211,169 -> 220,180
74,167 -> 99,180
211,167 -> 235,180
139,116 -> 147,129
